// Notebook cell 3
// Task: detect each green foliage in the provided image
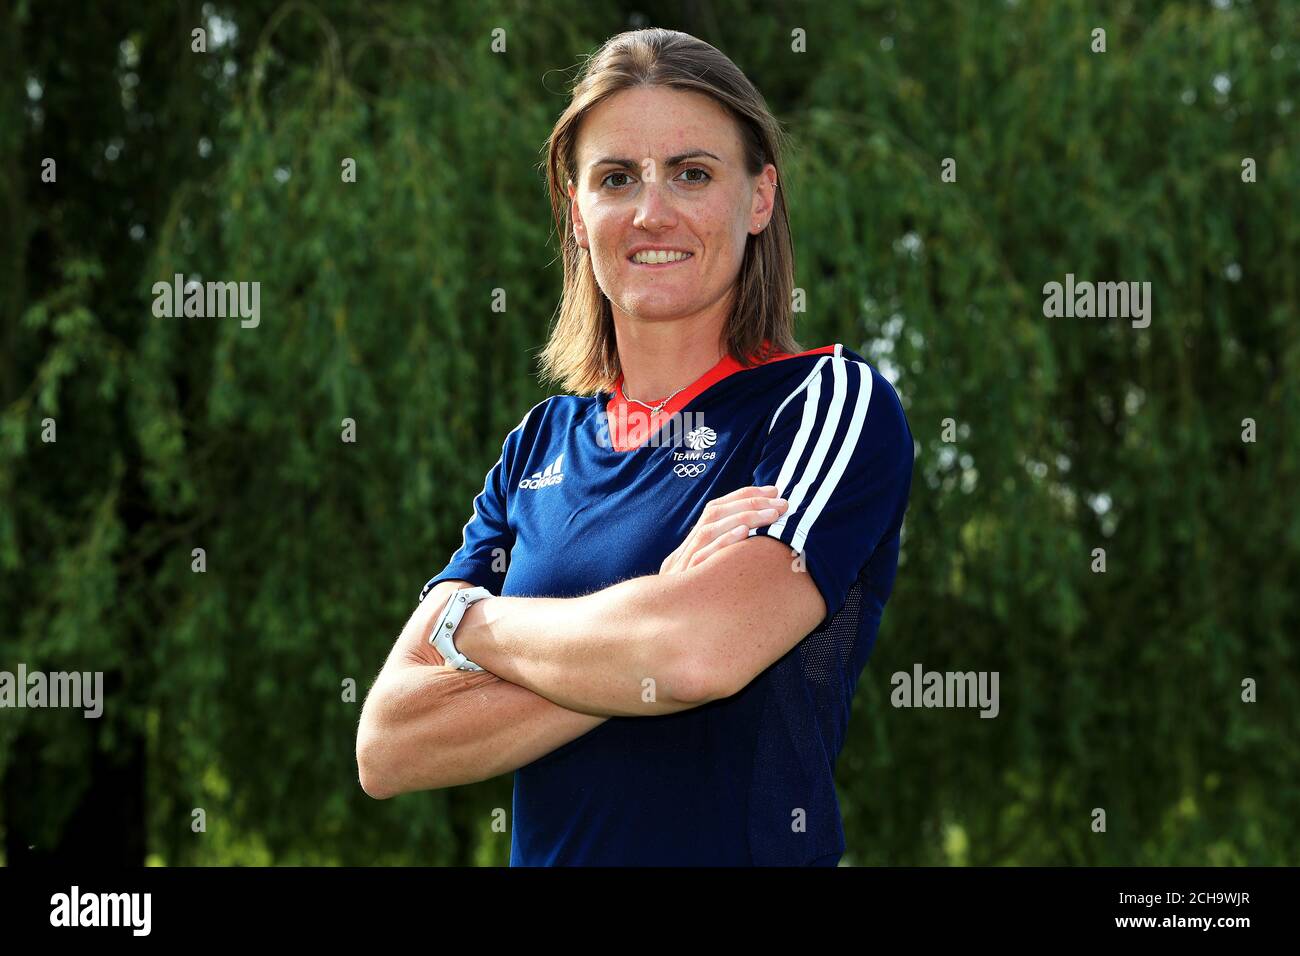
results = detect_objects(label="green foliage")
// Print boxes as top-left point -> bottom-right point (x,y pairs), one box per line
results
1,0 -> 1296,865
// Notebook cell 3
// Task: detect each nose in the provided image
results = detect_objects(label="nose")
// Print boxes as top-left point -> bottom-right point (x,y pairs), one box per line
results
632,173 -> 677,231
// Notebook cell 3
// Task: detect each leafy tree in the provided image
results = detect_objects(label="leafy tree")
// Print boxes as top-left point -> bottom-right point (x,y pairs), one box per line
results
1,0 -> 1296,865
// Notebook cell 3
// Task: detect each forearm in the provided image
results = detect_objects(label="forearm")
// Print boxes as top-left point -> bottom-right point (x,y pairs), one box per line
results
455,575 -> 705,716
357,578 -> 606,798
357,664 -> 606,798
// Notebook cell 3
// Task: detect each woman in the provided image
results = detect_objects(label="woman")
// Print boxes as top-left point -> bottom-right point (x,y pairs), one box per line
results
356,27 -> 914,867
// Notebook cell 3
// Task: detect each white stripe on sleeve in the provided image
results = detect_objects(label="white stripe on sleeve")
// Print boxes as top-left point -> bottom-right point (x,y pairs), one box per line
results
767,357 -> 847,540
791,361 -> 873,551
768,356 -> 829,434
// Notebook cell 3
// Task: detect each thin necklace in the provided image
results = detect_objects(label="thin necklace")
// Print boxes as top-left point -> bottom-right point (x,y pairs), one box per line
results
621,381 -> 689,415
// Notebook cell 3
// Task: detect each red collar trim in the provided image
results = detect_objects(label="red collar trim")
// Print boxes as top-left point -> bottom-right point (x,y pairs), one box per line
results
604,343 -> 838,452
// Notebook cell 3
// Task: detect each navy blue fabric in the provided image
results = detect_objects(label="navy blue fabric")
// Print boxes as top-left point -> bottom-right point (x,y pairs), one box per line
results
421,345 -> 914,865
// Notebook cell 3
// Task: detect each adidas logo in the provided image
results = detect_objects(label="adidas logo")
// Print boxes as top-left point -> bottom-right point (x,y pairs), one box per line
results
518,452 -> 564,490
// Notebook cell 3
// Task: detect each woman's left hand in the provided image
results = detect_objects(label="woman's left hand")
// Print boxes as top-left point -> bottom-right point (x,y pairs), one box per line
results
659,484 -> 789,575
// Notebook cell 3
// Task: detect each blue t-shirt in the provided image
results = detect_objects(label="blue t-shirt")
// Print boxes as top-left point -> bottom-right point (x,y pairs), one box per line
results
420,343 -> 914,865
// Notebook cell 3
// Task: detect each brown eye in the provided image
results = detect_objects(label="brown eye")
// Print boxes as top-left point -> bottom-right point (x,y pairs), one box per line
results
679,167 -> 711,184
601,171 -> 632,189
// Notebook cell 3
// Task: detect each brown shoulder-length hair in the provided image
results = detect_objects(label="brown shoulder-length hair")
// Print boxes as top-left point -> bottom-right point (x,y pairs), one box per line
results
538,28 -> 801,396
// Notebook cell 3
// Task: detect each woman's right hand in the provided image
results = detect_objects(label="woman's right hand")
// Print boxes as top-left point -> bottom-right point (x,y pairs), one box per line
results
658,484 -> 789,575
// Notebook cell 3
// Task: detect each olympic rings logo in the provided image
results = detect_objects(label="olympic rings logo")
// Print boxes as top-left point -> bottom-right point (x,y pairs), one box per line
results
673,463 -> 708,478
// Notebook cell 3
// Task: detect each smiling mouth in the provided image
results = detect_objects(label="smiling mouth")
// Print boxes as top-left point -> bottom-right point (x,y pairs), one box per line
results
628,250 -> 693,266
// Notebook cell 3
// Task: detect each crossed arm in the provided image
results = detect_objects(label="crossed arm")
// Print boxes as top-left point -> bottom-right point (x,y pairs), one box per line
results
454,534 -> 826,715
356,533 -> 826,799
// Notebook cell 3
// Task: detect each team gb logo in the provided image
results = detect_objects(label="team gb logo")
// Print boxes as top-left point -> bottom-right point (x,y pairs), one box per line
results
685,426 -> 717,451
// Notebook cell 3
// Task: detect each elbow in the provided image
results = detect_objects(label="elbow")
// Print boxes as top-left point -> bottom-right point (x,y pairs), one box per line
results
665,635 -> 735,706
662,612 -> 763,705
358,758 -> 396,801
360,775 -> 395,802
626,587 -> 723,706
356,715 -> 400,800
357,748 -> 394,801
356,676 -> 464,796
680,666 -> 738,705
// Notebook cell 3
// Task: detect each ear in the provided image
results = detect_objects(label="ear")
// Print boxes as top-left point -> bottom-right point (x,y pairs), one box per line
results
748,163 -> 778,235
568,179 -> 589,250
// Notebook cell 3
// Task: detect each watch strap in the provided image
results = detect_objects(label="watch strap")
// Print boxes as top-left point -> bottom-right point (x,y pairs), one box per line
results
430,586 -> 492,671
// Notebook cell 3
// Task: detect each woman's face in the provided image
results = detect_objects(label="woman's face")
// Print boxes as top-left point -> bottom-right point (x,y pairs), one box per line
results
568,86 -> 777,329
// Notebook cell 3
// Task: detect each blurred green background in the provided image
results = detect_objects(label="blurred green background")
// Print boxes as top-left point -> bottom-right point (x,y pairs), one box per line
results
1,0 -> 1297,866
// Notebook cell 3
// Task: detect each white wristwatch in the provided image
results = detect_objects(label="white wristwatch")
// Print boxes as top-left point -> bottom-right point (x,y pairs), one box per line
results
429,586 -> 493,671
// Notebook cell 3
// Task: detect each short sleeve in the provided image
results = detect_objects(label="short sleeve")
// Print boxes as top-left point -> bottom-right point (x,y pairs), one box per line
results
749,353 -> 914,619
418,401 -> 543,603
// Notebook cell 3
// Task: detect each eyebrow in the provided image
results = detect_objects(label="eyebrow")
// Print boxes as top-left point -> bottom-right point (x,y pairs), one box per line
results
587,149 -> 722,172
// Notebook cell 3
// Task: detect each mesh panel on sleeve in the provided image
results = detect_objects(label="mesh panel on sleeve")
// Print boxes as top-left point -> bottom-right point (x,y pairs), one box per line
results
747,571 -> 870,865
